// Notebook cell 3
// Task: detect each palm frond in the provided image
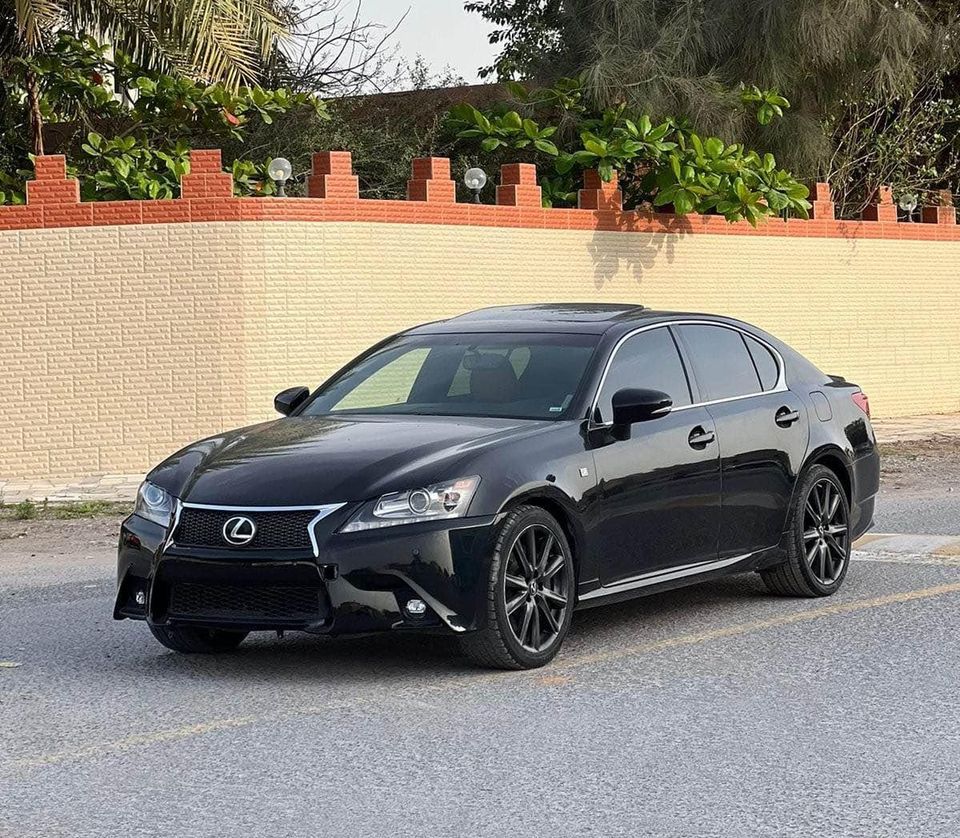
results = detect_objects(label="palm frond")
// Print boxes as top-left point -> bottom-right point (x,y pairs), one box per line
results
11,0 -> 62,49
48,0 -> 291,87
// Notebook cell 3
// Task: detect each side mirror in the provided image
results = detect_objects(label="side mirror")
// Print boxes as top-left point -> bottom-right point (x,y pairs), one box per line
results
274,386 -> 310,416
611,388 -> 673,425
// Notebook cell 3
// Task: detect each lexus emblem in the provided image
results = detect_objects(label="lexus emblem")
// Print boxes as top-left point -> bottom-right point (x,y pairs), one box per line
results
222,515 -> 257,546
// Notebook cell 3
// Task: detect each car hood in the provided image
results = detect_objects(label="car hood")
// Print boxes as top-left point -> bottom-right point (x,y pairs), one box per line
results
149,414 -> 552,506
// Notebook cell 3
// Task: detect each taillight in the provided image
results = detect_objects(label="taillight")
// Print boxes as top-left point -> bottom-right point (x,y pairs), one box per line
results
852,391 -> 871,418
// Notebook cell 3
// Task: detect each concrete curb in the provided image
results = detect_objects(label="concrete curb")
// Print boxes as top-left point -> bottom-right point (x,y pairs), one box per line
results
0,475 -> 142,505
854,533 -> 960,558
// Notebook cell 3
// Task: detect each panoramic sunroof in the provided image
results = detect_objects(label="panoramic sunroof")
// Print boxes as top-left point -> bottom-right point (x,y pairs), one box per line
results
454,303 -> 645,322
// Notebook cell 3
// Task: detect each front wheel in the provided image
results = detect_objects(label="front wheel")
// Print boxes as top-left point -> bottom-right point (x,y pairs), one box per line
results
460,505 -> 575,670
760,464 -> 851,597
149,624 -> 248,654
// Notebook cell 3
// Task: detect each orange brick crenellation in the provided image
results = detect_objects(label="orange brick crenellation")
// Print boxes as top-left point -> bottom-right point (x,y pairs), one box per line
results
3,149 -> 956,238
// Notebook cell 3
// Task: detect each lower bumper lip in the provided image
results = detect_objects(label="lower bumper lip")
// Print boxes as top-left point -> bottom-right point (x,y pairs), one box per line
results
116,512 -> 499,636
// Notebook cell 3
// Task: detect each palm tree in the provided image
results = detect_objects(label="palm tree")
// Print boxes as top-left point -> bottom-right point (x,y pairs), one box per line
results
470,0 -> 960,191
3,0 -> 293,154
575,0 -> 960,180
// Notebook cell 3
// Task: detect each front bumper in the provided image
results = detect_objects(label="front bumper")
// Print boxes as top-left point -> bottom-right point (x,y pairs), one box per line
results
114,510 -> 499,636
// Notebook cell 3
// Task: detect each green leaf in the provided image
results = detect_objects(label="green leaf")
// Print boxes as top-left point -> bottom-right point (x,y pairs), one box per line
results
502,111 -> 523,131
653,188 -> 677,207
712,160 -> 739,175
534,139 -> 559,156
705,137 -> 724,159
448,103 -> 477,123
475,110 -> 493,133
522,118 -> 539,139
673,191 -> 695,214
598,162 -> 614,182
766,191 -> 790,211
480,137 -> 502,152
649,122 -> 671,141
583,139 -> 608,156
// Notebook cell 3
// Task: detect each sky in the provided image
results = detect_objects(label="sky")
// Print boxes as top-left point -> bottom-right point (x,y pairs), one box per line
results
359,0 -> 498,83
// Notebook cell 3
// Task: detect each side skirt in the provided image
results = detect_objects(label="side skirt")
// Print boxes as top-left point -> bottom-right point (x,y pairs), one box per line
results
575,551 -> 762,611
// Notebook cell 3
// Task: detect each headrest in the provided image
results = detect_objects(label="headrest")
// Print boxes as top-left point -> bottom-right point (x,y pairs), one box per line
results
468,355 -> 518,403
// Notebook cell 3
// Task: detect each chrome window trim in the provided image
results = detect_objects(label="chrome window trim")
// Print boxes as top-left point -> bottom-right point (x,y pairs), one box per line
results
588,319 -> 787,429
579,550 -> 758,601
168,501 -> 346,558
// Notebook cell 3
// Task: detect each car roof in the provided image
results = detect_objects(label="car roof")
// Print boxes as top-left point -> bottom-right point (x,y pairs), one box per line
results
406,303 -> 731,336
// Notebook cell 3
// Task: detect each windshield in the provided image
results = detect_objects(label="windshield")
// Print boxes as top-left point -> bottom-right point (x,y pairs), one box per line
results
302,332 -> 599,420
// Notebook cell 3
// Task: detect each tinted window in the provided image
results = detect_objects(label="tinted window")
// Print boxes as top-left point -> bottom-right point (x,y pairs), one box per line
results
744,334 -> 780,391
678,325 -> 762,401
596,327 -> 691,422
304,332 -> 598,420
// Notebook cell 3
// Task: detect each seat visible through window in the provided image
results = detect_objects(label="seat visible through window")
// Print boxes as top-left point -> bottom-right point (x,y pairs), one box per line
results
468,356 -> 519,403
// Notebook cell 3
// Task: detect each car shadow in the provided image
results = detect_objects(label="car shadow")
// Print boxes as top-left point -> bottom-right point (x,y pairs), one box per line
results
131,572 -> 773,683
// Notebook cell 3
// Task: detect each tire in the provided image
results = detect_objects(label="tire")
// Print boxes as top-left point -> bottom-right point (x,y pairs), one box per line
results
460,504 -> 575,670
760,464 -> 852,597
149,624 -> 248,654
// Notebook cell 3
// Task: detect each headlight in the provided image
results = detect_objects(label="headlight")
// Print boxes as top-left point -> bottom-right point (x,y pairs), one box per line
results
340,476 -> 481,532
134,481 -> 175,528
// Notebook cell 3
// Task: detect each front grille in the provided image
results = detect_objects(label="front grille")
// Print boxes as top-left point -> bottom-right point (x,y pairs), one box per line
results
168,582 -> 323,622
175,508 -> 317,550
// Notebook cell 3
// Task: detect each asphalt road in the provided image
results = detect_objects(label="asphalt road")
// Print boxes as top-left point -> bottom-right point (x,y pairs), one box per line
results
872,491 -> 960,535
1,490 -> 959,838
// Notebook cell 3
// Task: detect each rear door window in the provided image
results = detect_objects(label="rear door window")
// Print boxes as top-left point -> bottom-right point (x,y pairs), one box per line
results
678,325 -> 762,401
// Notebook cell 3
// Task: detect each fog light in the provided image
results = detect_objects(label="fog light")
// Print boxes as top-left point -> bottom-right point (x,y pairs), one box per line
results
134,590 -> 146,606
404,598 -> 427,617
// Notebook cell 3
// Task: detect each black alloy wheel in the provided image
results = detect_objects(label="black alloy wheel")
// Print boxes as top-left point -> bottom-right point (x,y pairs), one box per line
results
760,464 -> 852,597
503,523 -> 571,653
460,505 -> 575,669
803,476 -> 849,585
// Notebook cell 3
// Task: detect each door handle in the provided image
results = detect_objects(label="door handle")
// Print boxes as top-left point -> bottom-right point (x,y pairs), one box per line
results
688,426 -> 716,448
775,407 -> 801,428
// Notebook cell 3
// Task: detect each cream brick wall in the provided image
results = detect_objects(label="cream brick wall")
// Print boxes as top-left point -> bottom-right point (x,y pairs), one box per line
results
1,219 -> 958,481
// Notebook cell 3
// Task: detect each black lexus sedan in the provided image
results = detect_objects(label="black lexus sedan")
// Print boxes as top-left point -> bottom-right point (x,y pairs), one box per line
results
115,304 -> 880,669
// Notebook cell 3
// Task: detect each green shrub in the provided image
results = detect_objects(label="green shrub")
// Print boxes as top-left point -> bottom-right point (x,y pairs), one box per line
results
13,500 -> 38,520
447,76 -> 811,225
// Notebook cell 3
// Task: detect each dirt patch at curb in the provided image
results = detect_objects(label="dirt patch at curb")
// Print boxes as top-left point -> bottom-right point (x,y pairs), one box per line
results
878,435 -> 960,494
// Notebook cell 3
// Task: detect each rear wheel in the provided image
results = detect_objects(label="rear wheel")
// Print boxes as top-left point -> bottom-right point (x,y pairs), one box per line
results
149,624 -> 248,654
460,505 -> 575,670
760,464 -> 851,597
